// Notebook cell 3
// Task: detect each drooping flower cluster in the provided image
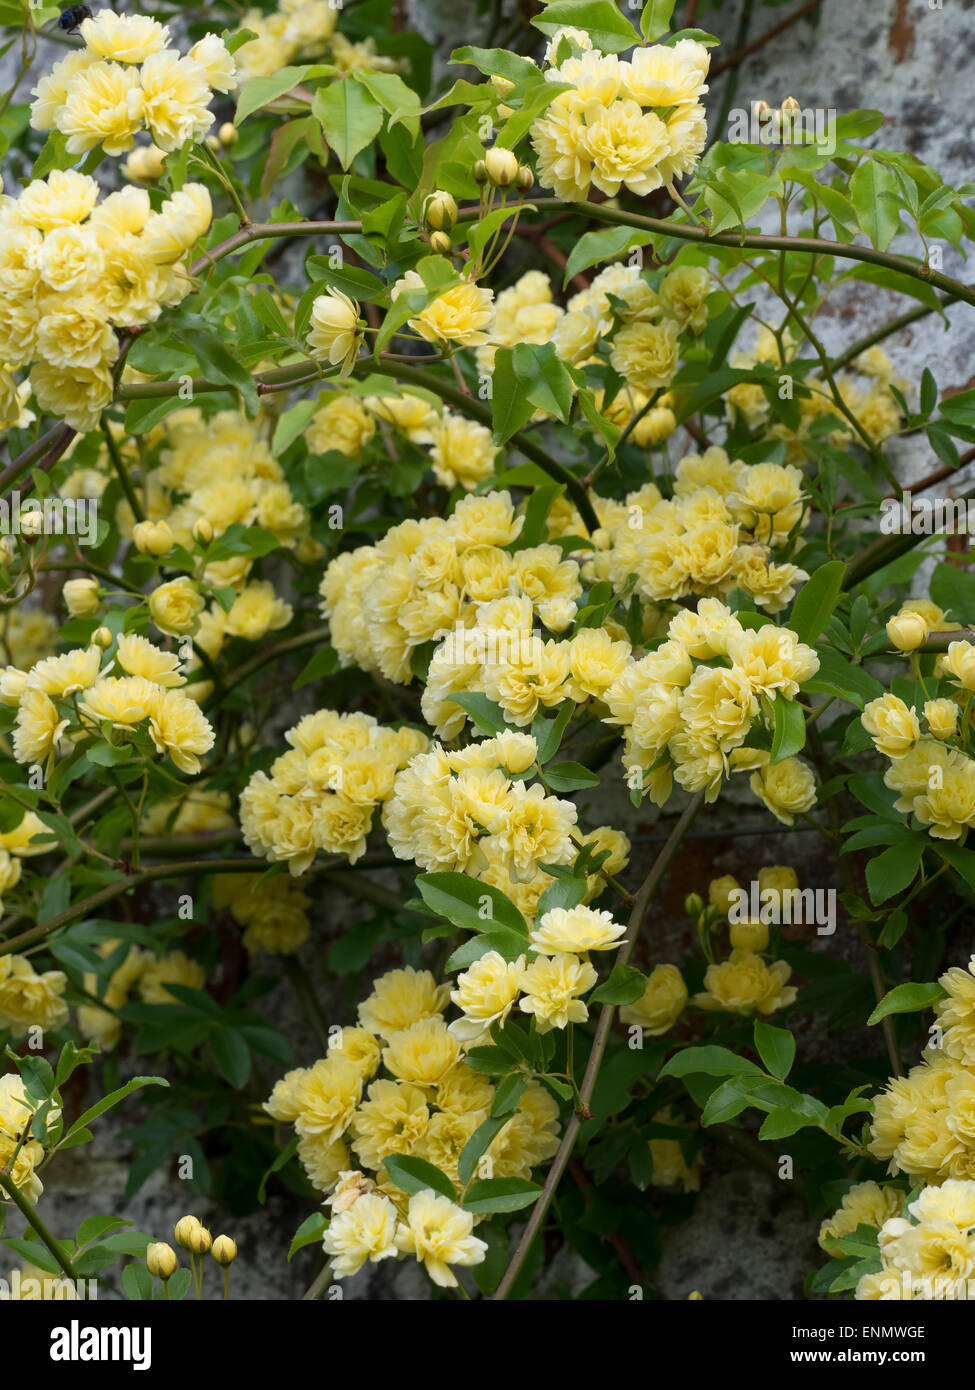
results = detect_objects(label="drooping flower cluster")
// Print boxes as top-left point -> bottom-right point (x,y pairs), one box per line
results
3,633 -> 215,774
239,710 -> 429,874
869,955 -> 975,1183
0,170 -> 211,431
531,32 -> 710,201
602,596 -> 819,811
263,964 -> 562,1286
30,11 -> 237,155
584,447 -> 811,613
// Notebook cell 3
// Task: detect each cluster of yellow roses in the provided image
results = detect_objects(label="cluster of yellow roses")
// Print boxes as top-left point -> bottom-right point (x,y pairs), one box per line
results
531,30 -> 710,201
1,632 -> 214,776
0,168 -> 211,432
240,710 -> 429,874
264,965 -> 561,1288
584,447 -> 811,612
30,11 -> 237,155
602,597 -> 819,811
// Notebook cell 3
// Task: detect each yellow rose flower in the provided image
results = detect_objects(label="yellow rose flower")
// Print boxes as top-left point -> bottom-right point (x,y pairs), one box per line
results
620,963 -> 688,1035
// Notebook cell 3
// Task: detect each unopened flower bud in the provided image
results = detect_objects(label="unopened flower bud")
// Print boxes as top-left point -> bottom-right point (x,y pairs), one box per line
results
192,518 -> 213,546
729,918 -> 769,952
430,231 -> 452,255
211,1235 -> 237,1266
753,100 -> 772,123
423,190 -> 458,231
684,893 -> 704,919
146,1242 -> 178,1280
189,1225 -> 212,1255
205,134 -> 220,152
174,1215 -> 202,1249
708,875 -> 741,916
781,96 -> 801,115
19,509 -> 44,541
886,611 -> 928,652
516,164 -> 534,190
219,122 -> 238,148
132,519 -> 173,557
473,158 -> 487,183
484,146 -> 519,187
92,626 -> 113,649
63,576 -> 101,618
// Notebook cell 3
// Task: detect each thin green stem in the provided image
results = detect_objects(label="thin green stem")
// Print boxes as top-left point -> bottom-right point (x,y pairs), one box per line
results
101,422 -> 144,524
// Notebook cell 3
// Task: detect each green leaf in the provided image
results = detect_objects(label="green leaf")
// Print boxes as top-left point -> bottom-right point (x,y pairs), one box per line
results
450,47 -> 542,84
293,645 -> 339,691
867,981 -> 946,1026
180,327 -> 259,415
451,692 -> 512,735
211,1028 -> 251,1089
416,872 -> 528,936
458,1116 -> 509,1186
491,1075 -> 528,1118
288,1213 -> 328,1261
535,874 -> 588,919
532,702 -> 574,764
788,560 -> 846,644
563,225 -> 654,286
590,964 -> 646,1006
659,1045 -> 765,1080
491,347 -> 536,445
382,1153 -> 456,1201
258,1135 -> 298,1203
62,1077 -> 168,1146
122,1262 -> 154,1301
444,929 -> 529,970
770,694 -> 806,764
235,66 -> 330,125
757,1107 -> 818,1140
865,837 -> 926,904
849,160 -> 902,251
753,1021 -> 795,1080
532,0 -> 641,53
512,342 -> 574,423
641,0 -> 676,41
313,79 -> 384,171
76,1215 -> 129,1249
801,647 -> 884,710
462,1176 -> 541,1214
544,760 -> 601,792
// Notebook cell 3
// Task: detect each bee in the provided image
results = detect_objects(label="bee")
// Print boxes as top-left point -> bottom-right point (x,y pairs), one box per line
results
54,4 -> 92,32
